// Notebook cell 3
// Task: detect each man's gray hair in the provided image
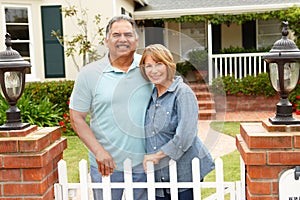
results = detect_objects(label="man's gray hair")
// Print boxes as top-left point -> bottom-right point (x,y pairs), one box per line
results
105,15 -> 139,39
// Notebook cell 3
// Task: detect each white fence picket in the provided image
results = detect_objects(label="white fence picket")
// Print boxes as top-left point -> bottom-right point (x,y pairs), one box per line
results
215,158 -> 224,200
102,174 -> 111,200
192,158 -> 201,200
169,159 -> 178,200
57,160 -> 69,200
79,159 -> 89,199
124,158 -> 134,200
54,157 -> 245,200
146,161 -> 156,199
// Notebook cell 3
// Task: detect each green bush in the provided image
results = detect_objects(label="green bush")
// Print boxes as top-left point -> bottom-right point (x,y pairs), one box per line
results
18,95 -> 62,127
219,46 -> 271,54
176,49 -> 208,76
289,82 -> 300,112
0,80 -> 75,135
0,94 -> 62,127
176,61 -> 194,76
210,73 -> 276,97
23,80 -> 74,114
186,49 -> 208,71
0,96 -> 9,125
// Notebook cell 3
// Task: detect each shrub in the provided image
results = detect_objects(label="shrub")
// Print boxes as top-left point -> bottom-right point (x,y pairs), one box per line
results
289,81 -> 300,112
0,96 -> 9,125
0,94 -> 62,127
23,80 -> 74,114
0,80 -> 75,135
18,95 -> 62,127
210,73 -> 276,97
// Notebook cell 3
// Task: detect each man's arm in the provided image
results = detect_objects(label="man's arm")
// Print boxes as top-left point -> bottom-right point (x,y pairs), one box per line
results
69,109 -> 116,176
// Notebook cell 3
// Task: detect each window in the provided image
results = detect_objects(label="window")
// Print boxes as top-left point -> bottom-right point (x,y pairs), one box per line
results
257,19 -> 281,49
180,22 -> 206,57
3,5 -> 34,79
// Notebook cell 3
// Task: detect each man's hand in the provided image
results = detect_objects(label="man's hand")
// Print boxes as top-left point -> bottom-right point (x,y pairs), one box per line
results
95,150 -> 116,176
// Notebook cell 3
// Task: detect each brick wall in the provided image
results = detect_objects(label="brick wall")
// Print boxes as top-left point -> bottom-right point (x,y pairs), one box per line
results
236,121 -> 300,200
214,94 -> 279,112
0,126 -> 67,200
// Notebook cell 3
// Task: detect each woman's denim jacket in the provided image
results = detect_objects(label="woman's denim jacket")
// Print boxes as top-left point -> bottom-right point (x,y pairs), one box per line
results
145,76 -> 215,197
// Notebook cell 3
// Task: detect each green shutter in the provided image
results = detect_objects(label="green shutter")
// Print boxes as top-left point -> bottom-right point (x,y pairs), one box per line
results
242,21 -> 256,50
41,6 -> 65,78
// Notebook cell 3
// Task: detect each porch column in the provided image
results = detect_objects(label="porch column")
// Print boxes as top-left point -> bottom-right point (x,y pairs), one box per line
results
207,21 -> 213,85
0,125 -> 67,199
236,120 -> 300,199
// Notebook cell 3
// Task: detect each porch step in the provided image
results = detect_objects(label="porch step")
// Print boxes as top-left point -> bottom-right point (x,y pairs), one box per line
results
194,91 -> 213,101
189,82 -> 216,120
198,109 -> 217,120
198,100 -> 215,110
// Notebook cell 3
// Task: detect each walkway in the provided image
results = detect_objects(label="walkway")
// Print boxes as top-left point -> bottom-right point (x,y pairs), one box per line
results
198,111 -> 300,159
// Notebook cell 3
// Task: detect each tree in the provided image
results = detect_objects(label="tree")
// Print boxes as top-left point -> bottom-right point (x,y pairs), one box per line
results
51,2 -> 105,71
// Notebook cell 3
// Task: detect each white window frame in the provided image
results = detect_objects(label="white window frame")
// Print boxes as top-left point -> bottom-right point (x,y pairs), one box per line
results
1,4 -> 36,81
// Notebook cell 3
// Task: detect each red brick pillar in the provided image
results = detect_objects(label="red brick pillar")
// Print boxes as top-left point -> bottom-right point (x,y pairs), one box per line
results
236,120 -> 300,200
0,125 -> 67,199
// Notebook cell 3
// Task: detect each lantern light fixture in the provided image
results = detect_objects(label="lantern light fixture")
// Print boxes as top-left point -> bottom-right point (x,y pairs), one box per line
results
263,21 -> 300,125
0,33 -> 31,130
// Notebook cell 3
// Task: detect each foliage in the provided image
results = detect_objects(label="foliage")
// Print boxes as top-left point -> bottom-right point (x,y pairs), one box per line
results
219,46 -> 272,54
23,80 -> 74,115
176,49 -> 208,76
18,95 -> 62,127
59,111 -> 75,136
176,61 -> 194,76
0,95 -> 8,125
186,49 -> 208,71
144,6 -> 300,47
288,80 -> 300,112
210,73 -> 276,97
23,80 -> 74,134
51,1 -> 105,71
1,80 -> 75,134
0,94 -> 62,127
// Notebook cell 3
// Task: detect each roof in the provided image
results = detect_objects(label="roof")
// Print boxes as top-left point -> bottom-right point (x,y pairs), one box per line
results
134,0 -> 300,19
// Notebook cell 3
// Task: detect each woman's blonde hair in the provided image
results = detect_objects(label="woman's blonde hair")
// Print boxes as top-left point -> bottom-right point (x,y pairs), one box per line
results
139,44 -> 176,81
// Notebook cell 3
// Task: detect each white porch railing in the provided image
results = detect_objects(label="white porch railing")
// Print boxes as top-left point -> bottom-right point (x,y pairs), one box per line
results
208,52 -> 268,84
54,157 -> 246,200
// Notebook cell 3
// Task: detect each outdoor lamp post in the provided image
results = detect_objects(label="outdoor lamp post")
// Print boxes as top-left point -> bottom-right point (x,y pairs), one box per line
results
0,33 -> 31,130
263,21 -> 300,125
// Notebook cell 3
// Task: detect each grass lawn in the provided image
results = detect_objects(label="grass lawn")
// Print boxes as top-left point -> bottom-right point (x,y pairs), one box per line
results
62,135 -> 89,182
62,121 -> 242,199
202,122 -> 241,198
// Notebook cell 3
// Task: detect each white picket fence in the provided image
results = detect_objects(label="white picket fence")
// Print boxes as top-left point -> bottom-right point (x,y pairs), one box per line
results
54,157 -> 246,200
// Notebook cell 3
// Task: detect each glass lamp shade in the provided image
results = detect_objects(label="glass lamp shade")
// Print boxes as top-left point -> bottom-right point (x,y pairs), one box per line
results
2,71 -> 22,102
269,62 -> 300,93
0,33 -> 31,130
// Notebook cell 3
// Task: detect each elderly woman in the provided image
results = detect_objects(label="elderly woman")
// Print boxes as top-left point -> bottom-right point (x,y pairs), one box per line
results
140,44 -> 215,200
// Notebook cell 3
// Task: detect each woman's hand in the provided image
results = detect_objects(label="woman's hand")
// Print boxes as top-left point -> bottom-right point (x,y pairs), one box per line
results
143,151 -> 166,172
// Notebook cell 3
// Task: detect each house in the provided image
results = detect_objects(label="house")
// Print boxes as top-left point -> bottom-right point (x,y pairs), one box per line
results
0,0 -> 145,81
0,0 -> 299,82
134,0 -> 300,83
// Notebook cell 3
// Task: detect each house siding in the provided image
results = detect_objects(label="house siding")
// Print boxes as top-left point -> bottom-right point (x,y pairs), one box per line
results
0,0 -> 137,81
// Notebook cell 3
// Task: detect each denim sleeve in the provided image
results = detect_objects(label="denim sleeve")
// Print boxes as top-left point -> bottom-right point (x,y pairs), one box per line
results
161,91 -> 199,160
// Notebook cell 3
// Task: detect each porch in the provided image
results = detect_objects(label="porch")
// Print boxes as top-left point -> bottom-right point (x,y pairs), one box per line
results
208,52 -> 268,84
